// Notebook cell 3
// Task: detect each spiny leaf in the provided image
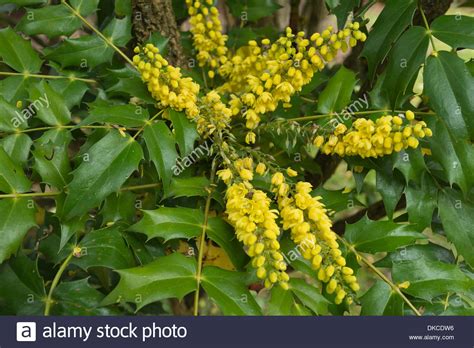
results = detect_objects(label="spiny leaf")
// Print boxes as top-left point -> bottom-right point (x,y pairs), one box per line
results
360,281 -> 403,315
61,131 -> 143,220
46,35 -> 114,69
102,253 -> 197,310
0,133 -> 32,167
360,0 -> 417,81
81,103 -> 149,127
392,258 -> 473,301
16,4 -> 81,38
72,226 -> 135,270
289,278 -> 330,315
382,26 -> 429,108
431,15 -> 474,50
0,198 -> 36,263
29,80 -> 71,126
143,120 -> 178,191
438,189 -> 474,268
130,207 -> 203,242
0,147 -> 31,193
202,266 -> 263,315
169,110 -> 199,157
345,215 -> 425,253
0,27 -> 43,73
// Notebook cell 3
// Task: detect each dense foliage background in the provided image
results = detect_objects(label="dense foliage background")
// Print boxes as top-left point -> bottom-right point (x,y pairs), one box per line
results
0,0 -> 473,316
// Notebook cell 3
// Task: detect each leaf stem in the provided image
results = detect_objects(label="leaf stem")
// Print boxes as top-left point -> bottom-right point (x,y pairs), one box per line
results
16,125 -> 112,134
0,71 -> 96,84
132,109 -> 164,139
419,4 -> 437,52
337,236 -> 422,316
0,183 -> 162,199
193,159 -> 217,316
61,0 -> 135,67
44,251 -> 74,315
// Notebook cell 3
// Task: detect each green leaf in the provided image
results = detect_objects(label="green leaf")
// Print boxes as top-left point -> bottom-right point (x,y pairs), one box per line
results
226,0 -> 281,22
33,128 -> 72,188
46,35 -> 113,69
70,0 -> 99,16
375,244 -> 455,268
405,173 -> 437,229
431,15 -> 474,50
382,26 -> 429,108
392,258 -> 473,301
165,176 -> 209,199
169,110 -> 199,156
289,278 -> 330,315
107,76 -> 155,103
317,66 -> 357,114
0,254 -> 44,315
426,117 -> 474,194
268,285 -> 295,315
0,198 -> 36,263
29,80 -> 71,126
16,5 -> 81,38
0,76 -> 30,103
0,147 -> 31,193
376,165 -> 405,219
101,191 -> 136,224
143,121 -> 178,190
438,189 -> 474,268
424,51 -> 474,140
360,281 -> 403,315
207,217 -> 249,270
49,78 -> 88,109
72,226 -> 135,270
102,253 -> 197,310
202,266 -> 262,315
62,131 -> 143,220
345,215 -> 425,253
360,0 -> 417,80
0,27 -> 43,73
0,97 -> 24,131
130,207 -> 203,242
393,148 -> 427,184
81,104 -> 149,127
59,214 -> 87,251
103,16 -> 132,47
115,0 -> 131,16
0,133 -> 32,167
51,278 -> 119,315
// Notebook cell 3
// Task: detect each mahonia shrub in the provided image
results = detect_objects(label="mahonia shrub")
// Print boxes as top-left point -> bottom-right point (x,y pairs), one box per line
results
0,0 -> 473,316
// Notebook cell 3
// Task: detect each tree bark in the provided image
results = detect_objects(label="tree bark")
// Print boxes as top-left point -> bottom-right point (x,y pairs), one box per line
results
132,0 -> 186,68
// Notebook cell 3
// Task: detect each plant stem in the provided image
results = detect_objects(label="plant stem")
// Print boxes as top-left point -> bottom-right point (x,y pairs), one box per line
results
419,4 -> 437,51
44,251 -> 74,316
61,0 -> 135,67
17,125 -> 112,134
193,159 -> 217,316
337,236 -> 422,316
0,71 -> 96,84
0,183 -> 162,199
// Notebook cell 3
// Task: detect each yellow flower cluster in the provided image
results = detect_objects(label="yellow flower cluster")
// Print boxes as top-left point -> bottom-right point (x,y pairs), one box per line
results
225,182 -> 290,289
272,173 -> 359,304
217,23 -> 366,139
197,90 -> 233,137
313,112 -> 433,158
186,0 -> 228,78
133,44 -> 200,117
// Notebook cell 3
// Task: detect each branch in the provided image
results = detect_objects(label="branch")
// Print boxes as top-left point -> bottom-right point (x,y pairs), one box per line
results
132,0 -> 186,68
